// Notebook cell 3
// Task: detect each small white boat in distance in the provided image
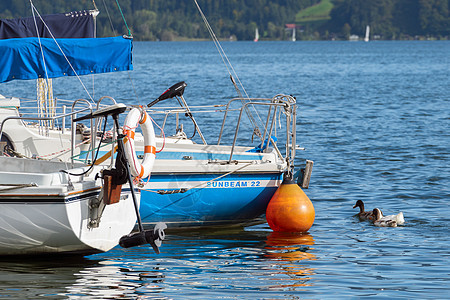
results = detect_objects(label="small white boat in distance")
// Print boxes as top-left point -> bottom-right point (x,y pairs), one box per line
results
364,25 -> 370,42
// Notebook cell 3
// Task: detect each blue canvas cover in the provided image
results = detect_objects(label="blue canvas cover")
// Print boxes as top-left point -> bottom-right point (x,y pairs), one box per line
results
0,11 -> 95,39
0,36 -> 133,83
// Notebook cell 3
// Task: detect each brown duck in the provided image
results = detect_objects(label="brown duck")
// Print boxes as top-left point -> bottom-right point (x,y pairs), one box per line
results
353,200 -> 374,221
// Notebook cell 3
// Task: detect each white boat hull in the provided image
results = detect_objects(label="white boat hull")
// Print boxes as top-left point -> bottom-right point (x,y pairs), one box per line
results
0,157 -> 138,256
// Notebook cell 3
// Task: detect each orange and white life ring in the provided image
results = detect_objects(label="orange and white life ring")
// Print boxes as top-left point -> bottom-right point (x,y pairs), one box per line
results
123,108 -> 156,178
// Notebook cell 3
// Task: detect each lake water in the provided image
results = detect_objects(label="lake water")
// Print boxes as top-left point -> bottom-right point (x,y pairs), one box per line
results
0,41 -> 449,299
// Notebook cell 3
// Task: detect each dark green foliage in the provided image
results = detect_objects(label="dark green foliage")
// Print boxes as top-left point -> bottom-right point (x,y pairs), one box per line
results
0,0 -> 448,40
329,0 -> 449,39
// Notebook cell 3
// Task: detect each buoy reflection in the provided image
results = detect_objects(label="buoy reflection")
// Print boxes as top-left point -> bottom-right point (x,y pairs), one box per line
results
264,232 -> 316,289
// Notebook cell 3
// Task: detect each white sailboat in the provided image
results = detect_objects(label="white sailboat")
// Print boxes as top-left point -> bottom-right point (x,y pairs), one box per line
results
0,4 -> 166,255
254,27 -> 259,42
0,99 -> 144,255
0,149 -> 136,256
292,27 -> 296,42
364,25 -> 370,42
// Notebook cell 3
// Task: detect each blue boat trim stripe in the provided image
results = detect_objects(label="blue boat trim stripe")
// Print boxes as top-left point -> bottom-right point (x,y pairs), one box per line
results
146,172 -> 282,182
87,150 -> 265,161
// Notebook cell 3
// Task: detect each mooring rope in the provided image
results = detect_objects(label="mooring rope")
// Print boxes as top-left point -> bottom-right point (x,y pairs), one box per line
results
0,183 -> 38,193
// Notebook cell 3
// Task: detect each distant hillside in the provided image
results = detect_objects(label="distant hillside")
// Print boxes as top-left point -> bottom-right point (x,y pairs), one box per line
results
294,0 -> 334,39
296,0 -> 333,23
0,0 -> 448,40
328,0 -> 449,40
0,0 -> 320,41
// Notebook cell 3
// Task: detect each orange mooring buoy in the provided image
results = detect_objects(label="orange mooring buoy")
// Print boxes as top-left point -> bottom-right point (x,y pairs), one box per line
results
266,178 -> 315,232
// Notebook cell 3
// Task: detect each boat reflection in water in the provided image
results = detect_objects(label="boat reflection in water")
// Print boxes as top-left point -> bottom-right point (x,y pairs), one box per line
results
65,259 -> 166,298
264,232 -> 316,289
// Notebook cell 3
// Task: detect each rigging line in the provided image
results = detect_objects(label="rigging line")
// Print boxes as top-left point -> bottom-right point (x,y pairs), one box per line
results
114,0 -> 132,37
193,2 -> 258,101
193,0 -> 265,140
29,1 -> 49,85
92,1 -> 97,99
127,71 -> 140,105
29,2 -> 95,103
101,0 -> 117,36
194,1 -> 231,76
30,0 -> 53,133
194,1 -> 234,84
195,2 -> 257,129
99,0 -> 139,104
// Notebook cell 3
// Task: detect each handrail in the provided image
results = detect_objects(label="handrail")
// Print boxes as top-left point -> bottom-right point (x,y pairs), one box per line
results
95,96 -> 118,167
228,101 -> 289,163
216,94 -> 297,177
71,99 -> 93,165
0,106 -> 92,164
96,96 -> 117,109
145,94 -> 297,174
217,97 -> 272,145
148,104 -> 209,143
0,106 -> 91,140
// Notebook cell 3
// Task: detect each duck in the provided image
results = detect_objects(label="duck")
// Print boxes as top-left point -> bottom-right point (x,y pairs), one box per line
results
376,208 -> 405,225
372,208 -> 400,227
353,200 -> 374,221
